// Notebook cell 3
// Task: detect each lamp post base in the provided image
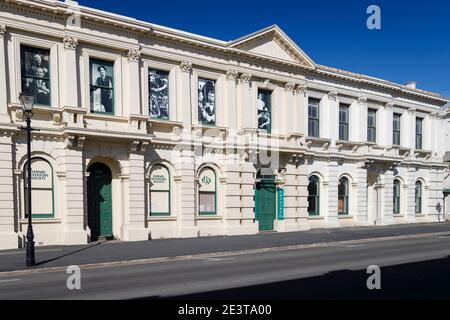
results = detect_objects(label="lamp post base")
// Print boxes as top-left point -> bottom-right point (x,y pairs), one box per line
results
25,225 -> 36,267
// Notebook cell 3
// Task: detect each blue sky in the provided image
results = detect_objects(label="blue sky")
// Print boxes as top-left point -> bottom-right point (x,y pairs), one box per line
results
76,0 -> 449,97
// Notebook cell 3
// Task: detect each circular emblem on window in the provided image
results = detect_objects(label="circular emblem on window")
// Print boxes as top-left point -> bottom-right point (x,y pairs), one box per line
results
202,176 -> 212,185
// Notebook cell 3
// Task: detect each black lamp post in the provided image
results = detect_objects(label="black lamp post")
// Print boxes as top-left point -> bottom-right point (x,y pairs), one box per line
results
19,90 -> 36,267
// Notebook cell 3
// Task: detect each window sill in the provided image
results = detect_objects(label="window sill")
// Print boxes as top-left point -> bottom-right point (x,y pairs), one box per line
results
415,214 -> 426,218
338,215 -> 354,220
148,216 -> 177,222
197,215 -> 223,221
19,218 -> 61,224
308,216 -> 324,220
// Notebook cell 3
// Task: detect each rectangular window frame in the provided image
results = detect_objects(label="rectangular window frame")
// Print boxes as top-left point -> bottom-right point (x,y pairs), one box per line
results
367,109 -> 377,143
393,113 -> 401,146
149,190 -> 171,217
199,191 -> 217,216
339,104 -> 350,141
148,68 -> 170,121
308,98 -> 320,138
416,118 -> 423,150
257,88 -> 272,134
89,58 -> 115,116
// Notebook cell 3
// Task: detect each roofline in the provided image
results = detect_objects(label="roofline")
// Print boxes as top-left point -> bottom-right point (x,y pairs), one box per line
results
4,0 -> 447,104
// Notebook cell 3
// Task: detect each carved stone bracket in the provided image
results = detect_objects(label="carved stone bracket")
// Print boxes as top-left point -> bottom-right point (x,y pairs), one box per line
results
66,135 -> 85,149
63,36 -> 78,50
180,61 -> 192,73
130,140 -> 150,153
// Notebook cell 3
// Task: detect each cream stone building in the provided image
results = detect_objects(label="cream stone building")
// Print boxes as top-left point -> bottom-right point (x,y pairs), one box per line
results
0,0 -> 449,250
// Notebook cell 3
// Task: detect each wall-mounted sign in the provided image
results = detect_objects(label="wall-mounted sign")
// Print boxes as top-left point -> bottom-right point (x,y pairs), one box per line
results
150,165 -> 170,190
277,188 -> 285,220
24,158 -> 54,216
199,168 -> 215,192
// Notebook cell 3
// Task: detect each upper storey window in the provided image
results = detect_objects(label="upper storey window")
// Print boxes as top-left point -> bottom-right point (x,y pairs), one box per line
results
198,79 -> 216,126
149,69 -> 169,120
416,118 -> 423,150
393,113 -> 401,146
367,109 -> 377,143
339,104 -> 349,141
21,46 -> 51,106
90,59 -> 114,115
308,98 -> 320,138
257,89 -> 272,133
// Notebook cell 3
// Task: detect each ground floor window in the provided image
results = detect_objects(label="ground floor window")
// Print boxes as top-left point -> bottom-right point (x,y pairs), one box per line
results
338,177 -> 349,215
199,167 -> 217,215
149,165 -> 171,216
24,158 -> 54,219
415,181 -> 423,214
394,179 -> 401,214
308,175 -> 320,216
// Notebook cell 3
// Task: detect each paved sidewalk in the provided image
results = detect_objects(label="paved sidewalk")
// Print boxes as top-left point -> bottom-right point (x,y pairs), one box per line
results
1,222 -> 450,273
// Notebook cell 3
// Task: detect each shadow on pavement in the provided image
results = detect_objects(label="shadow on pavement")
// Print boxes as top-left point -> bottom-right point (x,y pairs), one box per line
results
134,256 -> 450,300
34,241 -> 104,267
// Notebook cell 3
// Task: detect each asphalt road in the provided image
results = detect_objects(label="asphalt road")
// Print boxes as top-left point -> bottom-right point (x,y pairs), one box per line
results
1,232 -> 450,300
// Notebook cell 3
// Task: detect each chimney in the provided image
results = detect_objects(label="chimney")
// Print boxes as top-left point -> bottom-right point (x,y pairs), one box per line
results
406,81 -> 417,89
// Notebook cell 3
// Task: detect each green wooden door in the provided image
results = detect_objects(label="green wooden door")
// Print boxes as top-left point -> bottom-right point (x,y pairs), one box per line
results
87,163 -> 113,240
255,180 -> 277,231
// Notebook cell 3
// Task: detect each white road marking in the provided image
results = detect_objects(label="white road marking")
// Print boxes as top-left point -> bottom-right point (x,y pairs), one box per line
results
0,279 -> 21,284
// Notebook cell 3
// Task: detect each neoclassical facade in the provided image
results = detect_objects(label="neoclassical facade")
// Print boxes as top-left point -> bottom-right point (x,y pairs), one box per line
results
0,0 -> 448,250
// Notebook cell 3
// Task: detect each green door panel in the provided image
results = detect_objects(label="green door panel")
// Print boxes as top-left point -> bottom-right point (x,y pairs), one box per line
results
255,180 -> 276,231
87,164 -> 113,241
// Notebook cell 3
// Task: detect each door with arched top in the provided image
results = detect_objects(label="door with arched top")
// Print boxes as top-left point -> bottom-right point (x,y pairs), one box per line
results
255,172 -> 276,231
87,163 -> 113,241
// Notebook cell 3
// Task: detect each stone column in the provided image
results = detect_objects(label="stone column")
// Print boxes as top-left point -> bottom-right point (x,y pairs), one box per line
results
62,36 -> 79,109
126,151 -> 147,241
61,139 -> 88,245
355,162 -> 369,225
294,84 -> 308,135
177,61 -> 193,128
0,25 -> 9,122
224,69 -> 238,130
320,91 -> 339,141
379,168 -> 395,225
350,96 -> 368,142
282,82 -> 295,136
326,159 -> 339,227
0,133 -> 17,249
127,48 -> 142,116
377,102 -> 394,146
403,108 -> 417,150
239,73 -> 253,129
405,166 -> 417,222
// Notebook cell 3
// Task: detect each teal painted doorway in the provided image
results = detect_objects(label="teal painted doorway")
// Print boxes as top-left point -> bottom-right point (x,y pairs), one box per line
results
255,178 -> 277,231
87,163 -> 113,241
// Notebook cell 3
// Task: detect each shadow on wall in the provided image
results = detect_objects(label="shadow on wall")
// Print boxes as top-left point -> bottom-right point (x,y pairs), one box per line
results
134,255 -> 450,300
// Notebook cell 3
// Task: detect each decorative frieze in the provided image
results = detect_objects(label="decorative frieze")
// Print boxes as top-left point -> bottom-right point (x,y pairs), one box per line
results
225,69 -> 238,81
179,61 -> 192,73
327,90 -> 338,101
127,48 -> 141,62
63,36 -> 78,50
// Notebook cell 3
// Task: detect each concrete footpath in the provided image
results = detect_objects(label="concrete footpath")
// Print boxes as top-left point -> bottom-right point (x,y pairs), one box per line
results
1,222 -> 450,273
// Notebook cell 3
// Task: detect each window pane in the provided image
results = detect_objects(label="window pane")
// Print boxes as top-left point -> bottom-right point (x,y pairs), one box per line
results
150,165 -> 170,191
199,79 -> 216,125
90,59 -> 114,114
199,193 -> 216,214
149,70 -> 169,120
150,191 -> 170,215
257,89 -> 272,131
21,46 -> 51,106
308,196 -> 317,215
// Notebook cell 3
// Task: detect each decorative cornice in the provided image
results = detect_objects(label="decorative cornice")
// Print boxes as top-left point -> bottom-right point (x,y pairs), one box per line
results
284,82 -> 295,92
327,90 -> 338,101
240,73 -> 252,83
225,69 -> 238,81
357,96 -> 367,104
0,24 -> 6,37
63,36 -> 78,50
384,101 -> 394,110
127,48 -> 141,62
179,61 -> 192,73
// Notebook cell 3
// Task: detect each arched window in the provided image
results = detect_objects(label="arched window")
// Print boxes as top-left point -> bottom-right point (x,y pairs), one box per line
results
338,177 -> 349,215
394,180 -> 401,214
149,165 -> 171,216
308,176 -> 320,216
415,181 -> 423,214
199,167 -> 217,216
24,158 -> 54,218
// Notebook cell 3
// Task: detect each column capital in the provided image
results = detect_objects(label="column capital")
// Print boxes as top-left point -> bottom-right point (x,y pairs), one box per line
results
63,35 -> 78,50
180,61 -> 192,73
384,101 -> 394,110
225,69 -> 238,81
327,90 -> 338,101
284,82 -> 295,92
0,24 -> 6,37
357,96 -> 367,104
294,83 -> 307,96
127,48 -> 141,62
240,73 -> 252,83
407,108 -> 416,115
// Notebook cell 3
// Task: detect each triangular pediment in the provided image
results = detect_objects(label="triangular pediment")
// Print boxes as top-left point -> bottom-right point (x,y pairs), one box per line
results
228,25 -> 316,69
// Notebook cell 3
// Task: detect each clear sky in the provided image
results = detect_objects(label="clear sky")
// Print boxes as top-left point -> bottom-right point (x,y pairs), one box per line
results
76,0 -> 449,98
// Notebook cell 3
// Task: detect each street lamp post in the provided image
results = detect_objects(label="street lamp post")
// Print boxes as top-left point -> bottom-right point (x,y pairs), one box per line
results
19,90 -> 36,267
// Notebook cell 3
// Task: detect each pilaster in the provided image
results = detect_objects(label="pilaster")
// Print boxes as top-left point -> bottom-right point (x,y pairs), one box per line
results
127,48 -> 142,116
239,73 -> 253,129
0,24 -> 10,123
62,35 -> 79,109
